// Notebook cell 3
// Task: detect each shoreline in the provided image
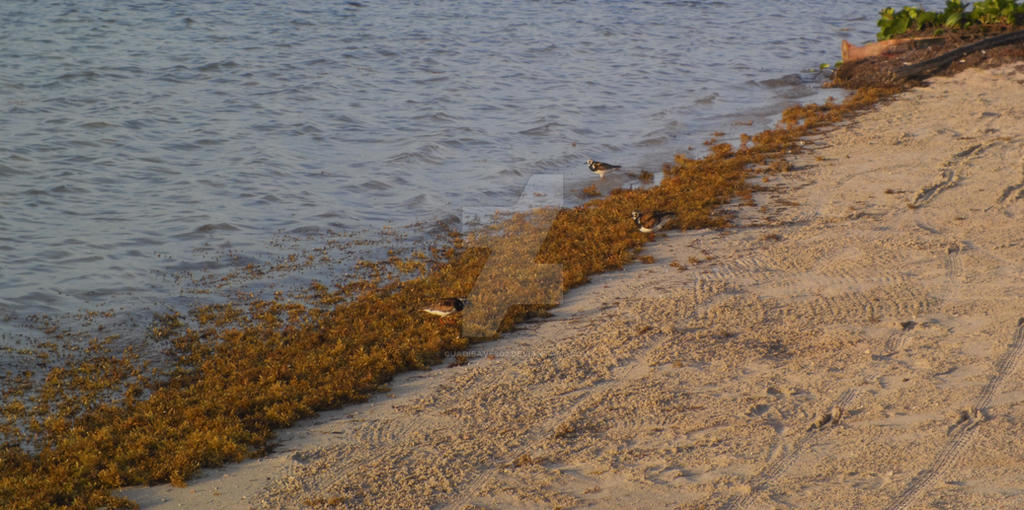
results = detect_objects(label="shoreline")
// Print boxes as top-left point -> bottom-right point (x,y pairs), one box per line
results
3,47 -> 868,506
124,64 -> 1024,508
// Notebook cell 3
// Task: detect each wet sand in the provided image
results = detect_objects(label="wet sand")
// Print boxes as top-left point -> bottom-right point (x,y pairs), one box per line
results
123,63 -> 1024,509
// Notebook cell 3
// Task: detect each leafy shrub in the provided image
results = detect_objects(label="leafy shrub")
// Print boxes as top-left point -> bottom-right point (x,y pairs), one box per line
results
971,0 -> 1024,24
877,0 -> 1023,40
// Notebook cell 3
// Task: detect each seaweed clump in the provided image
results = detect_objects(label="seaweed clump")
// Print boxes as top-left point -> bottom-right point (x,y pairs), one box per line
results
0,85 -> 898,509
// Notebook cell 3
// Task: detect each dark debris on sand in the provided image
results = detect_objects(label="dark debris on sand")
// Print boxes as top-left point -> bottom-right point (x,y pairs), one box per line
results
832,25 -> 1024,89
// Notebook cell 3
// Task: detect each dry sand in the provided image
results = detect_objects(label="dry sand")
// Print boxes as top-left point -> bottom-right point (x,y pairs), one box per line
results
122,63 -> 1024,509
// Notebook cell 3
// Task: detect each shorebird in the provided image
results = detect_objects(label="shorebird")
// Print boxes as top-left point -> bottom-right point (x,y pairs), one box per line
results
586,159 -> 621,179
421,297 -> 465,322
631,210 -> 676,233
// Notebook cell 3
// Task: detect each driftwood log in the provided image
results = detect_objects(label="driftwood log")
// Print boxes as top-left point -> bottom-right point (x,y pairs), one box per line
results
896,29 -> 1024,79
841,37 -> 943,63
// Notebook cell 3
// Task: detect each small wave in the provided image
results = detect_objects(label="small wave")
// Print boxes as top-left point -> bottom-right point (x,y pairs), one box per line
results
413,111 -> 458,123
519,122 -> 565,136
195,223 -> 240,233
636,136 -> 668,147
442,137 -> 492,150
529,153 -> 581,171
197,61 -> 239,72
288,225 -> 323,235
195,138 -> 226,146
66,140 -> 102,148
162,141 -> 201,151
301,57 -> 331,66
471,103 -> 500,112
774,87 -> 815,100
79,121 -> 115,129
123,236 -> 166,247
9,291 -> 63,308
291,123 -> 322,135
526,43 -> 559,55
193,179 -> 225,191
60,255 -> 104,265
389,174 -> 412,186
386,143 -> 447,165
757,73 -> 803,88
329,113 -> 362,125
6,106 -> 42,114
99,65 -> 143,75
49,185 -> 89,194
54,70 -> 99,81
123,119 -> 154,129
36,249 -> 73,260
402,193 -> 427,207
0,164 -> 26,177
359,179 -> 391,191
694,92 -> 718,104
59,155 -> 98,165
155,65 -> 195,83
140,165 -> 179,175
164,260 -> 226,272
67,285 -> 146,299
413,75 -> 448,84
497,168 -> 523,177
421,214 -> 461,235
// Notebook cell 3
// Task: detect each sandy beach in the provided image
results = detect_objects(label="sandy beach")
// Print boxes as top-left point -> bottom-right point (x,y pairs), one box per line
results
122,63 -> 1024,509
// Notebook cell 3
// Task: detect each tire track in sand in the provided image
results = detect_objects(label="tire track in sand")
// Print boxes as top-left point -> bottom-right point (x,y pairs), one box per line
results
909,144 -> 981,209
945,242 -> 964,280
886,318 -> 1024,510
438,286 -> 713,510
720,389 -> 857,510
884,319 -> 920,354
995,147 -> 1024,203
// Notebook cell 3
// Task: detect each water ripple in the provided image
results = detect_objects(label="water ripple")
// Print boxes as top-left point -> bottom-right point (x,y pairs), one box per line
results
0,0 -> 947,340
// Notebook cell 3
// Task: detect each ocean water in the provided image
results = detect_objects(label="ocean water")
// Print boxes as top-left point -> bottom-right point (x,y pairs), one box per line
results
0,1 -> 945,348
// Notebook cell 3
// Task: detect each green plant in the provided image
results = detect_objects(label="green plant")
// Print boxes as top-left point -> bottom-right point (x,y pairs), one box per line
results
878,6 -> 927,41
940,0 -> 969,28
875,0 -> 1024,39
970,0 -> 1024,24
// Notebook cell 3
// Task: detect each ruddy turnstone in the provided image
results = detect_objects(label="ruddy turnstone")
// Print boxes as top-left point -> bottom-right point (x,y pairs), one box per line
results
586,159 -> 621,179
631,210 -> 676,233
421,297 -> 465,318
